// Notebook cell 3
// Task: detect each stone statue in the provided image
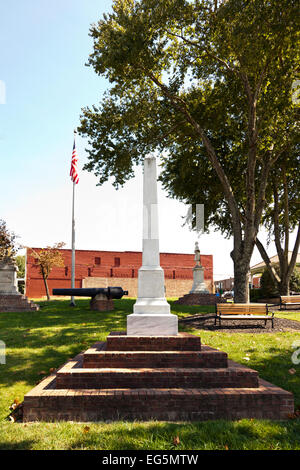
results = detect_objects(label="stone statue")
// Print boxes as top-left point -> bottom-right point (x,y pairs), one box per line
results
194,241 -> 201,266
0,259 -> 19,295
189,241 -> 209,294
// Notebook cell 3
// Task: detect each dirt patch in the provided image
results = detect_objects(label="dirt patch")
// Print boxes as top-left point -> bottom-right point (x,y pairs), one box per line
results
179,314 -> 300,333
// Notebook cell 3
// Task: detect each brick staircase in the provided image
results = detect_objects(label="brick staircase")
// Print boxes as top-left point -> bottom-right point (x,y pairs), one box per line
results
0,294 -> 39,312
23,332 -> 294,422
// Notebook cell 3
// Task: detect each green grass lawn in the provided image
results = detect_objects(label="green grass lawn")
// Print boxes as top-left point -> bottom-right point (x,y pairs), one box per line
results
0,299 -> 299,450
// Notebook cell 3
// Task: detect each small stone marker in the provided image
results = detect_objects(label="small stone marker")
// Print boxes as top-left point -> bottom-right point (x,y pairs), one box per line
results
127,155 -> 178,335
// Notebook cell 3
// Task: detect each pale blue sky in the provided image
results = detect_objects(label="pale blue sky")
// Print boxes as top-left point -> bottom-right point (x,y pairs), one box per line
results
0,0 -> 111,194
0,1 -> 296,280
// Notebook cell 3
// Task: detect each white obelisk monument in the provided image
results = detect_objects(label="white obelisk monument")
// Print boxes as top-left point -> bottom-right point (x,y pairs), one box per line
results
127,155 -> 178,336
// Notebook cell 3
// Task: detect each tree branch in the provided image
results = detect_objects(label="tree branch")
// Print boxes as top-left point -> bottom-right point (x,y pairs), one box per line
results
255,237 -> 281,285
287,222 -> 300,279
147,70 -> 243,248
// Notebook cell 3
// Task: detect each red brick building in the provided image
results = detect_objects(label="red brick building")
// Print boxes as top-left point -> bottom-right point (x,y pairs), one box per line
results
26,248 -> 213,298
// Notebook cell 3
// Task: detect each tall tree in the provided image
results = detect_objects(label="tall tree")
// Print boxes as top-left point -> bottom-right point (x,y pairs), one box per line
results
78,0 -> 299,301
255,147 -> 300,295
0,219 -> 19,262
29,243 -> 65,301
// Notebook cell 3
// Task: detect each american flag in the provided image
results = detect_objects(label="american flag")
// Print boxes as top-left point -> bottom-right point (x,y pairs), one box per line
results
70,139 -> 79,184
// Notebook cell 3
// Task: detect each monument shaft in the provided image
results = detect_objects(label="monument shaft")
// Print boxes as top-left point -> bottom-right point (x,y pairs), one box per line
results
127,156 -> 178,335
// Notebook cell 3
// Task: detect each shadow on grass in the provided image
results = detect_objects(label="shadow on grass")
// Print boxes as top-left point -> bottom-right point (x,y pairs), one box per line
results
0,439 -> 37,450
63,419 -> 300,450
168,300 -> 215,317
0,298 -> 299,409
0,299 -> 135,388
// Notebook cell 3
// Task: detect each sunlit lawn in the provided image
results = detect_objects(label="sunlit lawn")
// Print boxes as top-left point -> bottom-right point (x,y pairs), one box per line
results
0,298 -> 299,450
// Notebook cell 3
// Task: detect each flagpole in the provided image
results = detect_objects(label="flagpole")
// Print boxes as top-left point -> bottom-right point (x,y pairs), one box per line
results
70,130 -> 76,307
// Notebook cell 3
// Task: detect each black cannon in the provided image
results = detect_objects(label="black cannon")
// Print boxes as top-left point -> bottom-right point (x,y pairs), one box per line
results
52,287 -> 128,311
52,287 -> 128,299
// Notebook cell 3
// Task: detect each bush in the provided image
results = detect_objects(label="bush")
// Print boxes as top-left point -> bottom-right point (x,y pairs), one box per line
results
290,268 -> 300,293
260,267 -> 300,297
250,288 -> 263,302
260,269 -> 279,298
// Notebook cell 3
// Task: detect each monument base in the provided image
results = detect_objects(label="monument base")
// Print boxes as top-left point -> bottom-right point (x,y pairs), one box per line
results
133,297 -> 171,315
23,331 -> 294,422
175,293 -> 227,306
0,294 -> 39,312
127,313 -> 178,336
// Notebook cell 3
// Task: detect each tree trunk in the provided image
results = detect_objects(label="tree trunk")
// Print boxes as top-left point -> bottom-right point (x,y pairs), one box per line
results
42,271 -> 50,301
231,254 -> 250,303
279,278 -> 290,296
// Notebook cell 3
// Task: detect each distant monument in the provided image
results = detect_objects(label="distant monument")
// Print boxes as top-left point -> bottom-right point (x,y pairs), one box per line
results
127,155 -> 178,335
175,242 -> 226,305
189,241 -> 210,294
0,260 -> 19,295
0,259 -> 39,312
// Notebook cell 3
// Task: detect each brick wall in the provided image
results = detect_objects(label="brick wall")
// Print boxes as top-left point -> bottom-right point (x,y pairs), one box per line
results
26,248 -> 213,298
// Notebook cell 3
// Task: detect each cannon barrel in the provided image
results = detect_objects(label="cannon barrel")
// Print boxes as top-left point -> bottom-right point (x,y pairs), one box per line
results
52,287 -> 128,299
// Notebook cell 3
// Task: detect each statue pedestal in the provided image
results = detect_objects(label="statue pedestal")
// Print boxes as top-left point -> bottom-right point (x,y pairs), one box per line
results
190,265 -> 209,294
0,261 -> 20,295
90,294 -> 114,312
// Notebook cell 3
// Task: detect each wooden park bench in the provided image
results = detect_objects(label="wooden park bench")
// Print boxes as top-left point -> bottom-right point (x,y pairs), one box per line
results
215,303 -> 274,328
280,295 -> 300,310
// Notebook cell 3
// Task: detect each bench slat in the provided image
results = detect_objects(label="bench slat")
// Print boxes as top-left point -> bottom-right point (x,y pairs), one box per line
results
219,315 -> 271,320
215,303 -> 274,328
218,312 -> 269,315
281,295 -> 300,303
216,303 -> 268,315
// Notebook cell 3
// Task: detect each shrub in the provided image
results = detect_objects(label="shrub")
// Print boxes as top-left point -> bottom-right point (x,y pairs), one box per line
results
250,288 -> 263,302
260,267 -> 300,297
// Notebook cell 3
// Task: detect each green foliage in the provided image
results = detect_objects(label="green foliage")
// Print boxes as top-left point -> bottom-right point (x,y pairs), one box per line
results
260,267 -> 300,297
290,269 -> 300,293
260,268 -> 280,297
0,219 -> 19,262
15,255 -> 25,278
15,256 -> 25,293
79,0 -> 299,195
250,288 -> 263,302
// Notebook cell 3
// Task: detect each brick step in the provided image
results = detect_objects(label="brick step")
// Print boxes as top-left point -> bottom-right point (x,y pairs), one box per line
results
0,294 -> 39,312
83,345 -> 228,369
23,378 -> 294,422
56,366 -> 259,389
0,306 -> 39,312
106,332 -> 201,351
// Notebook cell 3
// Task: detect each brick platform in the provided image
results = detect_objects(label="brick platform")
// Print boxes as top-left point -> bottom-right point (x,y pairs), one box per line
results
90,297 -> 114,311
175,293 -> 227,305
23,331 -> 294,422
0,294 -> 39,312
